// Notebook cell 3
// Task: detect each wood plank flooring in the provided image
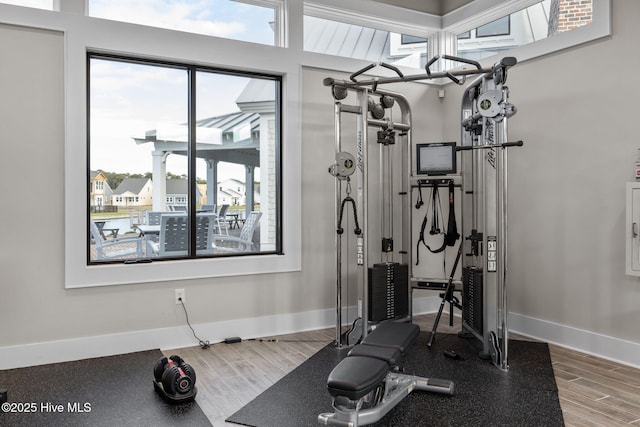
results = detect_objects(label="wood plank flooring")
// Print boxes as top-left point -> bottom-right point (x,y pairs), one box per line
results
165,313 -> 640,426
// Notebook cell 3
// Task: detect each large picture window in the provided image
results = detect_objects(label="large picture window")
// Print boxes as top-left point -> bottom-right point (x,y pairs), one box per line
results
88,53 -> 281,263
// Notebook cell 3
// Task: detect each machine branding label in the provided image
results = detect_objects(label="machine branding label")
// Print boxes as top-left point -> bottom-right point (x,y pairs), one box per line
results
357,131 -> 364,172
487,236 -> 497,272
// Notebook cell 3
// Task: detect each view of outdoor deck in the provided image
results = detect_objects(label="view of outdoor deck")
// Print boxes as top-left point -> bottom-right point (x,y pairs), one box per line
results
89,204 -> 262,261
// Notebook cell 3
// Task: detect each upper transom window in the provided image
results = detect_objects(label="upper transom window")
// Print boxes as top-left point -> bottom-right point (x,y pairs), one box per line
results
88,0 -> 283,46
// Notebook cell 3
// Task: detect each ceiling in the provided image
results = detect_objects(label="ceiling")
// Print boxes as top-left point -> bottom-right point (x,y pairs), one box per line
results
371,0 -> 475,15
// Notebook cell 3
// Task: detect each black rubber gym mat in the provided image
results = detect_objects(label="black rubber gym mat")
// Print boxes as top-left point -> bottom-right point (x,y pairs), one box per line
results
0,349 -> 212,426
227,332 -> 564,426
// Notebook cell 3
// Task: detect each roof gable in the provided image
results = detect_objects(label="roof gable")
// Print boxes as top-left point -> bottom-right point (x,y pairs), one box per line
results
114,177 -> 150,195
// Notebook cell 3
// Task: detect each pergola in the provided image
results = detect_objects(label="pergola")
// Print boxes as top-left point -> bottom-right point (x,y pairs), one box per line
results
132,78 -> 276,220
132,110 -> 260,216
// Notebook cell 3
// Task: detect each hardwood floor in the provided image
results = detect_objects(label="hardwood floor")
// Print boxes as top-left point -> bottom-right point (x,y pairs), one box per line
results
165,313 -> 640,426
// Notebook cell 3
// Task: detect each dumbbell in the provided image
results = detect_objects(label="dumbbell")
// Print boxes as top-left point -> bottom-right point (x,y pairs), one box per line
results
153,355 -> 197,395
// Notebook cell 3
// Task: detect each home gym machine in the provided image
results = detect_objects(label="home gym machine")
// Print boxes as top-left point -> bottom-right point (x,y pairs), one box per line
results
457,57 -> 522,371
414,58 -> 522,372
326,62 -> 413,347
325,55 -> 522,368
320,55 -> 522,427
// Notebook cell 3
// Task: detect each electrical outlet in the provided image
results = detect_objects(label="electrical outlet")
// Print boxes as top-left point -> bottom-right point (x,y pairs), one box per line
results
175,289 -> 185,305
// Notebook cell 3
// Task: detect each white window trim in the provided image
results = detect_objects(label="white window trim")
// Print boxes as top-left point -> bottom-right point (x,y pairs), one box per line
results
0,2 -> 301,288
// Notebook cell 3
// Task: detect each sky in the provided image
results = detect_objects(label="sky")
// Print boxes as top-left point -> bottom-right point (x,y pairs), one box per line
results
88,0 -> 275,45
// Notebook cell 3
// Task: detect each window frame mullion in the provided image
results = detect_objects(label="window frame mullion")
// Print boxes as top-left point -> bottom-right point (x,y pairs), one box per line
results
188,66 -> 197,257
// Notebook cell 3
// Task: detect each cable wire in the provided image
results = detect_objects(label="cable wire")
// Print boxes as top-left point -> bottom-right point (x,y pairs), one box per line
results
179,299 -> 211,349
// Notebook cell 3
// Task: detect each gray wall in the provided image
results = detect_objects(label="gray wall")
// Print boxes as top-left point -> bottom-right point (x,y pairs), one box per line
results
440,0 -> 640,344
1,0 -> 639,363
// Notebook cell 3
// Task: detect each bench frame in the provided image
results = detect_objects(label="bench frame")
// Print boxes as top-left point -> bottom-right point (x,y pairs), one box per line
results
319,372 -> 454,427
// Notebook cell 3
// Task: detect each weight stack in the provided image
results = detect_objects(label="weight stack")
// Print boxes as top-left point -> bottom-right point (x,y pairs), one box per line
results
368,263 -> 409,322
462,266 -> 483,336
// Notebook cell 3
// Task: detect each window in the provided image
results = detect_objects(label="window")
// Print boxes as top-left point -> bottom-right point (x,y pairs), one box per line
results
476,16 -> 511,38
88,0 -> 283,46
401,34 -> 427,45
304,15 -> 429,70
88,53 -> 281,263
454,0 -> 596,63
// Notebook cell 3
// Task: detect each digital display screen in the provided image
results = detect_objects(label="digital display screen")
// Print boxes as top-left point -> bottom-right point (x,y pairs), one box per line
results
416,142 -> 457,175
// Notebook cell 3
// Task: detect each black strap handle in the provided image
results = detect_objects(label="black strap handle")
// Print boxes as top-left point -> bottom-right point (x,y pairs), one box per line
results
337,196 -> 361,235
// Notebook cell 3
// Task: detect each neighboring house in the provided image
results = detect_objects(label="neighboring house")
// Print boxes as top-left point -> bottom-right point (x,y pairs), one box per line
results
218,178 -> 245,206
165,178 -> 202,208
112,177 -> 153,207
90,170 -> 113,207
217,178 -> 261,207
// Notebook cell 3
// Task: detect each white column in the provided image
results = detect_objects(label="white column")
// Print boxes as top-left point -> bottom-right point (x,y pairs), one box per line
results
152,150 -> 168,211
206,159 -> 218,208
259,113 -> 276,251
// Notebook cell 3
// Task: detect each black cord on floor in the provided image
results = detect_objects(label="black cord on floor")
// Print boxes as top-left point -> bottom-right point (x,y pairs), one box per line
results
247,338 -> 332,343
179,299 -> 211,349
178,300 -> 330,347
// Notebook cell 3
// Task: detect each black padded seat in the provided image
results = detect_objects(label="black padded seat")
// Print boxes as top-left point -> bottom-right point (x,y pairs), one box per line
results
327,356 -> 388,400
362,322 -> 420,353
347,344 -> 401,366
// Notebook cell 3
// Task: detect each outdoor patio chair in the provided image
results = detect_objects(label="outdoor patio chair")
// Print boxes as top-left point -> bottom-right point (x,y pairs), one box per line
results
147,213 -> 216,257
146,211 -> 167,225
215,204 -> 230,235
90,221 -> 143,261
212,211 -> 262,253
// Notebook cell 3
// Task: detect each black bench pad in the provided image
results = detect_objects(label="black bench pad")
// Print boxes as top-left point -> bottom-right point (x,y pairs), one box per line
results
347,344 -> 401,366
362,322 -> 420,353
327,356 -> 388,400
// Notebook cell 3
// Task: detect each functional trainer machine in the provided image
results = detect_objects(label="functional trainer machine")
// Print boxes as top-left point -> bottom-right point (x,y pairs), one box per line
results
413,58 -> 522,371
320,54 -> 522,427
457,58 -> 522,371
326,63 -> 413,347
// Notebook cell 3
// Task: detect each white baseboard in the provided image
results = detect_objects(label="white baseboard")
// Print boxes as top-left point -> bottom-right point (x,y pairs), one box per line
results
509,312 -> 640,369
2,297 -> 638,370
0,307 -> 334,370
0,296 -> 439,370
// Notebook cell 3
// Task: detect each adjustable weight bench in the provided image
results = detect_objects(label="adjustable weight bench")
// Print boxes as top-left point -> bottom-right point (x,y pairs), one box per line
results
318,322 -> 454,427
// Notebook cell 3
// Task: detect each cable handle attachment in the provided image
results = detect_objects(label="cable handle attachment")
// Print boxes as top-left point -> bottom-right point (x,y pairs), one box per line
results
337,178 -> 361,235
